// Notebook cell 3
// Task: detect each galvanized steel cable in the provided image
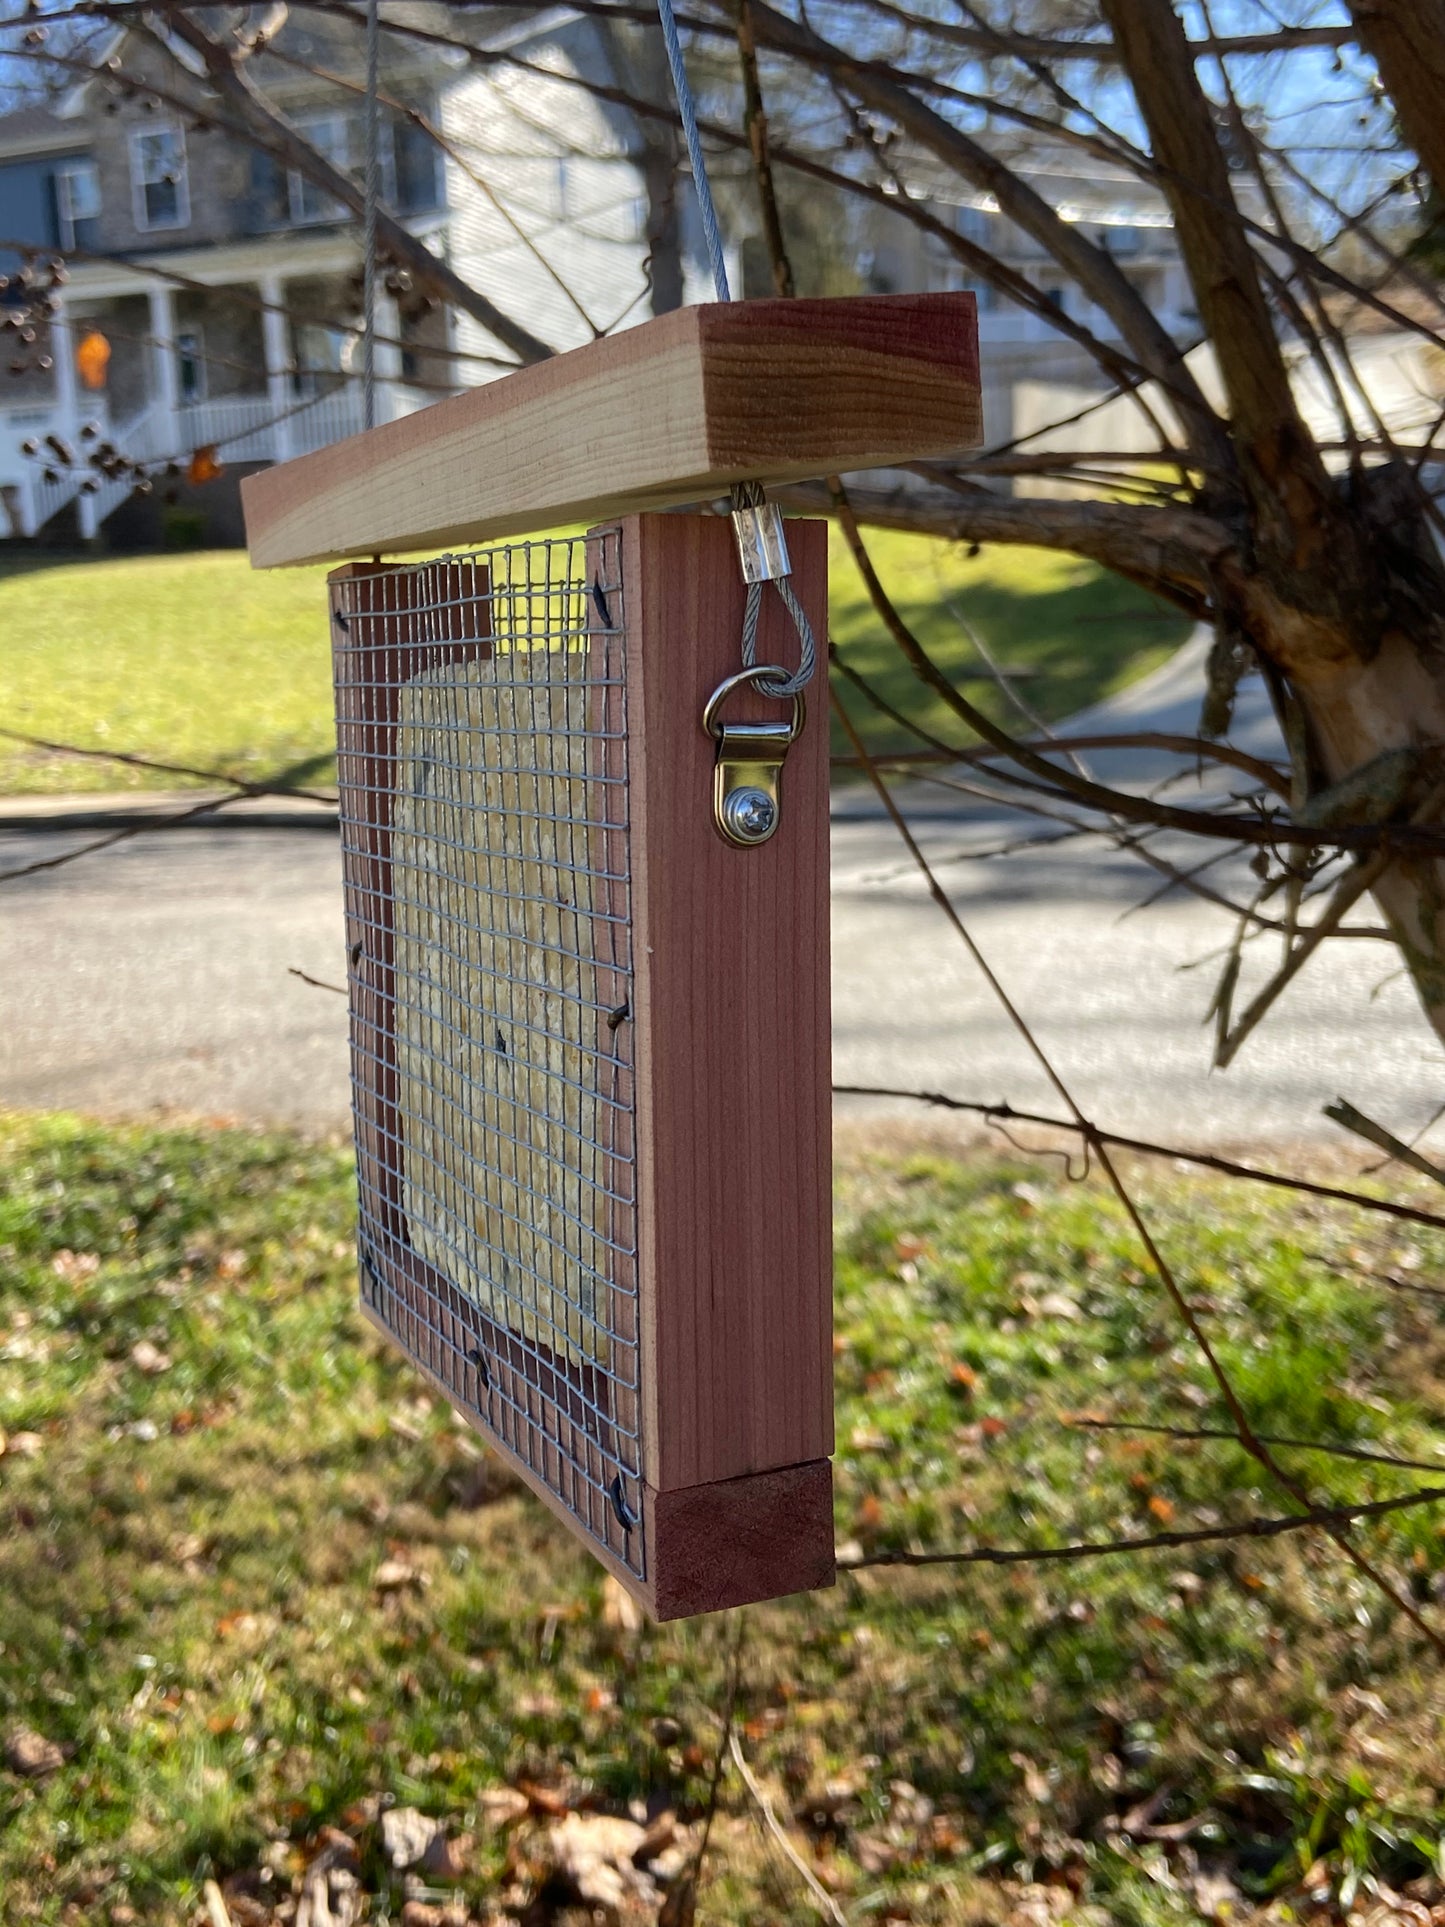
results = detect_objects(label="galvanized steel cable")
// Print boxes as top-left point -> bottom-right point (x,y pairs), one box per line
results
652,0 -> 817,697
362,0 -> 381,430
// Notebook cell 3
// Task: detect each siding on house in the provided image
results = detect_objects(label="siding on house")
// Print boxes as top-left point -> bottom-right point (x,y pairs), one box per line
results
0,149 -> 92,269
441,20 -> 650,366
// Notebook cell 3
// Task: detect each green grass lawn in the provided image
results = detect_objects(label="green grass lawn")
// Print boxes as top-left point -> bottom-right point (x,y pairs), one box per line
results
0,1113 -> 1442,1924
0,536 -> 1189,796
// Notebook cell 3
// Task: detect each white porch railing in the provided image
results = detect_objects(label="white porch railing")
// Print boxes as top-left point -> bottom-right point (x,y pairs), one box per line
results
177,381 -> 430,464
86,400 -> 173,529
11,381 -> 434,537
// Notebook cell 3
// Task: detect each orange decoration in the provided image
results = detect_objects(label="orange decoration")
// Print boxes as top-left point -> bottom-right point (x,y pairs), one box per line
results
75,329 -> 110,389
186,444 -> 223,486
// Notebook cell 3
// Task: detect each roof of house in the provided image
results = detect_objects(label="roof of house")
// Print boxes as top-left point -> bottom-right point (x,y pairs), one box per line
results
0,102 -> 92,158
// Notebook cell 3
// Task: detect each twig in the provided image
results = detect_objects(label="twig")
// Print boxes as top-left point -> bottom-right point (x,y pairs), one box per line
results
202,1881 -> 233,1927
830,692 -> 1445,1656
670,1615 -> 747,1926
727,1732 -> 848,1927
1072,1416 -> 1445,1477
0,727 -> 336,804
288,966 -> 348,996
1215,846 -> 1396,1066
828,493 -> 1445,856
831,1084 -> 1445,1233
1325,1098 -> 1445,1193
840,1482 -> 1445,1570
0,791 -> 270,883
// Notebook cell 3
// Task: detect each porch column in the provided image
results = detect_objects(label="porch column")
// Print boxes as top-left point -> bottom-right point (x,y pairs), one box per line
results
259,273 -> 293,463
147,280 -> 180,444
51,299 -> 80,437
51,302 -> 95,540
372,290 -> 403,423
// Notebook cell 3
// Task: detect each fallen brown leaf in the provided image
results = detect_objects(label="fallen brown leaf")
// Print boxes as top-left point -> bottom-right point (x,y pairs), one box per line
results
478,1785 -> 531,1829
421,1828 -> 473,1881
546,1811 -> 657,1913
373,1558 -> 428,1594
4,1725 -> 64,1777
601,1573 -> 644,1633
380,1805 -> 439,1869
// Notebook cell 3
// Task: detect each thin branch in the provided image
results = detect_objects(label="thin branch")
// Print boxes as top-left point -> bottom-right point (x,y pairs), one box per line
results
840,1482 -> 1445,1571
821,487 -> 1445,857
831,1085 -> 1445,1233
287,966 -> 347,996
0,729 -> 336,804
727,1733 -> 847,1927
1072,1417 -> 1445,1480
1325,1098 -> 1445,1191
0,790 -> 270,883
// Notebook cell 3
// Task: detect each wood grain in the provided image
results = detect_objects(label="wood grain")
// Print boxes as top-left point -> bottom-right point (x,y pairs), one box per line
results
624,514 -> 834,1494
243,293 -> 980,568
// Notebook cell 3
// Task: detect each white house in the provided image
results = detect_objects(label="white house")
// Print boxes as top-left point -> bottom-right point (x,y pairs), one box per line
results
0,4 -> 714,542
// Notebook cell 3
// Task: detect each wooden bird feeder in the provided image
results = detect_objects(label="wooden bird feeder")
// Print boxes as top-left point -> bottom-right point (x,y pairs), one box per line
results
243,291 -> 982,1618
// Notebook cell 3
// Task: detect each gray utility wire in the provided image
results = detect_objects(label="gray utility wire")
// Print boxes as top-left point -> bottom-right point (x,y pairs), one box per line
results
652,0 -> 817,696
655,0 -> 731,301
362,0 -> 381,430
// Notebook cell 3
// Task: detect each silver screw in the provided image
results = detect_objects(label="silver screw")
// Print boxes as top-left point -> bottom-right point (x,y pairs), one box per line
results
722,785 -> 777,844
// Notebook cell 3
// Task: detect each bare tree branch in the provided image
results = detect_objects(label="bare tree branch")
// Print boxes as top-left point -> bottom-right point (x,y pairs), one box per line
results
831,1084 -> 1445,1233
1345,0 -> 1445,195
841,1483 -> 1445,1572
152,11 -> 556,364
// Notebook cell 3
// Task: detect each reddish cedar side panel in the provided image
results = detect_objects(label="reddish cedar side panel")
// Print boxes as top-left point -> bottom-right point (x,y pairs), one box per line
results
625,514 -> 834,1496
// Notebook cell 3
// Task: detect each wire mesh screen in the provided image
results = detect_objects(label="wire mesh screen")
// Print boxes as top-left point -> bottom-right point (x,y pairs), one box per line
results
330,531 -> 645,1579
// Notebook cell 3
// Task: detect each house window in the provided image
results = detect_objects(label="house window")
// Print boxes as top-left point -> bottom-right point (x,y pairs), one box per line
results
1103,224 -> 1143,256
177,329 -> 205,403
55,161 -> 100,251
392,114 -> 442,213
131,126 -> 189,232
292,321 -> 349,395
289,112 -> 352,224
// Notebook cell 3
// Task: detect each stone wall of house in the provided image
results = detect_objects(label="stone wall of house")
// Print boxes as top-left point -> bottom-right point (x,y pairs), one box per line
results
82,26 -> 445,256
85,40 -> 243,254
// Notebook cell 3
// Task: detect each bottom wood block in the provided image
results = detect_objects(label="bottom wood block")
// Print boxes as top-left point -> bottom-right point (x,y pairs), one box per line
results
362,1299 -> 834,1618
642,1460 -> 836,1620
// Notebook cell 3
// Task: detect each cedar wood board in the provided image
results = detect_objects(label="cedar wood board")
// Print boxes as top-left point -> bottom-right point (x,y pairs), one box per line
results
243,292 -> 981,568
624,514 -> 833,1497
329,520 -> 835,1617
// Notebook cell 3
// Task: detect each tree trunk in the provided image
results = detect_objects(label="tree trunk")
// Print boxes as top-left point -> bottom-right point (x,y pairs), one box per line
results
1088,2 -> 1445,1052
1346,0 -> 1445,195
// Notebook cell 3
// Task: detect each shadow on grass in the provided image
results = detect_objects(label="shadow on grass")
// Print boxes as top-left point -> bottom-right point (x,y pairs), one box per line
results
830,549 -> 1191,769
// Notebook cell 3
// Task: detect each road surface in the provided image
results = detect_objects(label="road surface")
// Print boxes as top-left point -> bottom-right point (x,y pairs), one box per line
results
1,642 -> 1440,1148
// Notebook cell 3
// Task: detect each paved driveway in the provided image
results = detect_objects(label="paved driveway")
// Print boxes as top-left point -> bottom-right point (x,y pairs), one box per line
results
1,644 -> 1440,1148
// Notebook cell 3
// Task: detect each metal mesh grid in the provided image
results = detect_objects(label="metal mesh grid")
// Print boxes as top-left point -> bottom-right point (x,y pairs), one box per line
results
330,530 -> 645,1577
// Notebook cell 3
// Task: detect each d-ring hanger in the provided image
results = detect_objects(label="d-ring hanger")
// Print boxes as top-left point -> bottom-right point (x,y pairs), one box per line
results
703,665 -> 806,849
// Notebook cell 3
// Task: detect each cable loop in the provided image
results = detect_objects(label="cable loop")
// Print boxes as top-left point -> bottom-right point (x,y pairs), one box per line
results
740,575 -> 817,699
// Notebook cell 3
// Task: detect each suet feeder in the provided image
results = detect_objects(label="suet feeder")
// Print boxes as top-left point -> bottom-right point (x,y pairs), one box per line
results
243,291 -> 982,1617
